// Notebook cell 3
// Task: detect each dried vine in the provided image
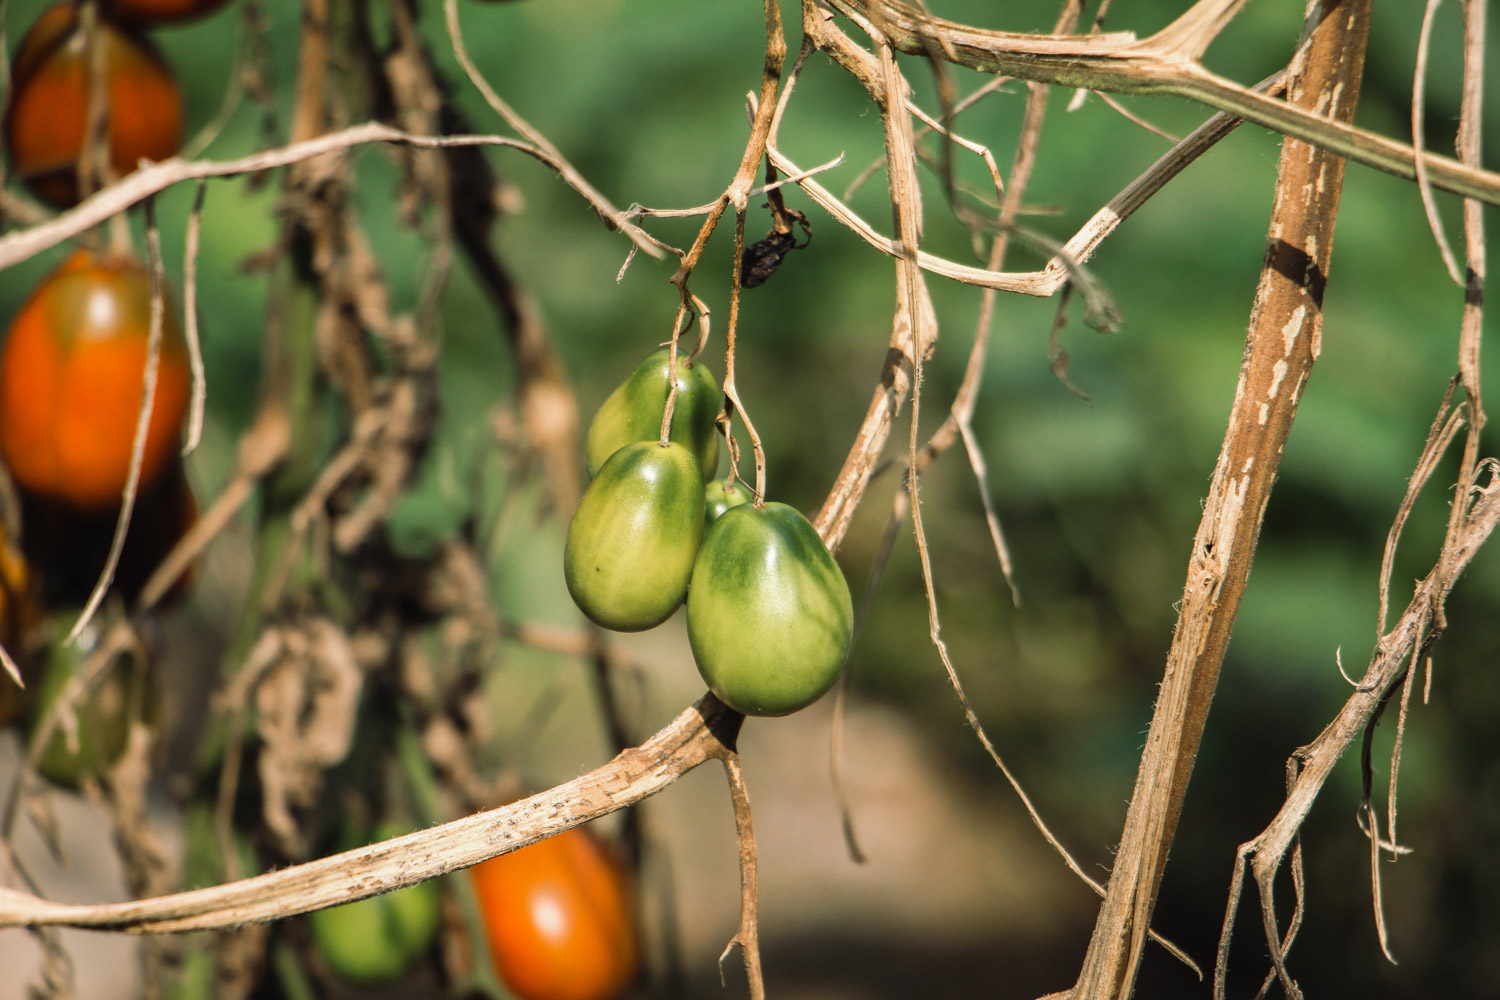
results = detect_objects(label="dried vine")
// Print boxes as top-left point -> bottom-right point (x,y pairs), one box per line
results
1,3 -> 1496,1000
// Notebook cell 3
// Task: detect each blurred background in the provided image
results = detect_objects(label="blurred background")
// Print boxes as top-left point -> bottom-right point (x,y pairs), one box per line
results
1,0 -> 1498,998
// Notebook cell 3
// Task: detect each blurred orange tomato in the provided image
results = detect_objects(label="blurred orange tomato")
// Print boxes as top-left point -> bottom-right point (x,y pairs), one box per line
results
470,826 -> 639,1000
3,2 -> 183,205
0,248 -> 191,511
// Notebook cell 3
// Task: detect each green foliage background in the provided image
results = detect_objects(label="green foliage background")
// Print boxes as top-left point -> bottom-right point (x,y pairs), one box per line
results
3,0 -> 1499,997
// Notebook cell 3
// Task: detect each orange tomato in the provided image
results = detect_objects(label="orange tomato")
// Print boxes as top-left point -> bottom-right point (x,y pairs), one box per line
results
470,826 -> 639,1000
101,0 -> 233,27
3,2 -> 183,206
0,248 -> 191,511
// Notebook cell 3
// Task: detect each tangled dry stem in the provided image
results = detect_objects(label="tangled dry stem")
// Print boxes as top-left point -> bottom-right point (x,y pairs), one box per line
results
0,3 -> 1496,1000
0,694 -> 744,933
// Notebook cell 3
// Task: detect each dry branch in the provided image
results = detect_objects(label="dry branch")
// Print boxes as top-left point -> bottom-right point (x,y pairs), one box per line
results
823,0 -> 1500,206
1214,0 -> 1494,994
0,695 -> 742,933
1068,1 -> 1372,997
0,123 -> 656,273
1,5 -> 1494,1000
1215,457 -> 1500,999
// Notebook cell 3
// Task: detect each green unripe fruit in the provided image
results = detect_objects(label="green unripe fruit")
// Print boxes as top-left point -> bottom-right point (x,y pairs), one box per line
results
28,630 -> 138,788
565,441 -> 705,631
704,478 -> 754,525
687,502 -> 854,716
309,827 -> 443,985
585,347 -> 720,482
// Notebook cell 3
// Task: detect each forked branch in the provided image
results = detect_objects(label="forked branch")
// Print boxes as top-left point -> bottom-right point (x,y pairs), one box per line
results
1068,1 -> 1372,996
823,0 -> 1500,205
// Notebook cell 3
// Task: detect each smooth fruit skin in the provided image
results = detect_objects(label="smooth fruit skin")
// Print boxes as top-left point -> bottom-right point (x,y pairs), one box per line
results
309,852 -> 442,985
704,477 -> 753,524
27,629 -> 137,787
687,502 -> 853,716
0,249 -> 191,510
4,3 -> 184,205
470,827 -> 638,1000
585,347 -> 720,482
564,441 -> 703,631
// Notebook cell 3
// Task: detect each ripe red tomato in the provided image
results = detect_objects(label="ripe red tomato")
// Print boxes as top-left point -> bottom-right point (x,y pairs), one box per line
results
0,248 -> 191,511
3,2 -> 183,205
470,826 -> 639,1000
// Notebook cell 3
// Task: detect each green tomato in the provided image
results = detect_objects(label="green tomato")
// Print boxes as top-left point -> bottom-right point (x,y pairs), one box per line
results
565,441 -> 705,631
687,502 -> 853,716
309,875 -> 442,986
28,632 -> 136,788
704,478 -> 754,525
585,347 -> 720,481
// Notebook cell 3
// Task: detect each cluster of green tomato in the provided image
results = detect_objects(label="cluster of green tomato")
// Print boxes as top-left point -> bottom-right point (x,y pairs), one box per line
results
564,347 -> 854,717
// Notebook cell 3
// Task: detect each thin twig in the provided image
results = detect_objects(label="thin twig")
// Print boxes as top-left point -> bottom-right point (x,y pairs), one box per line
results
1411,0 -> 1464,286
67,199 -> 171,643
182,181 -> 209,456
1091,91 -> 1182,142
716,754 -> 765,1000
824,0 -> 1500,206
0,123 -> 642,272
0,695 -> 744,933
441,0 -> 660,259
179,0 -> 259,159
1080,0 -> 1374,993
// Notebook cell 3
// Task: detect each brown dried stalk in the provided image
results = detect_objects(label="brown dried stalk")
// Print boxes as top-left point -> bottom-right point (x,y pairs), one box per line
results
1065,1 -> 1373,997
0,123 -> 640,273
65,197 -> 171,643
717,754 -> 764,1000
441,0 -> 660,260
802,10 -> 1279,552
1411,0 -> 1463,286
181,181 -> 210,456
1215,454 -> 1500,999
0,694 -> 743,933
825,0 -> 1500,206
1215,1 -> 1493,994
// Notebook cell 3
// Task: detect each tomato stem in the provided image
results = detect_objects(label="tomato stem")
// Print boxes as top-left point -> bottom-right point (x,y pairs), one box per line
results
723,210 -> 767,504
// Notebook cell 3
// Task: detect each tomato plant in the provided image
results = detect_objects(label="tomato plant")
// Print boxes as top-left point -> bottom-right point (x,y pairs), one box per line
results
0,248 -> 191,511
564,440 -> 704,631
3,1 -> 184,206
687,502 -> 853,716
308,825 -> 443,987
469,827 -> 638,1000
585,347 -> 721,482
25,624 -> 142,787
